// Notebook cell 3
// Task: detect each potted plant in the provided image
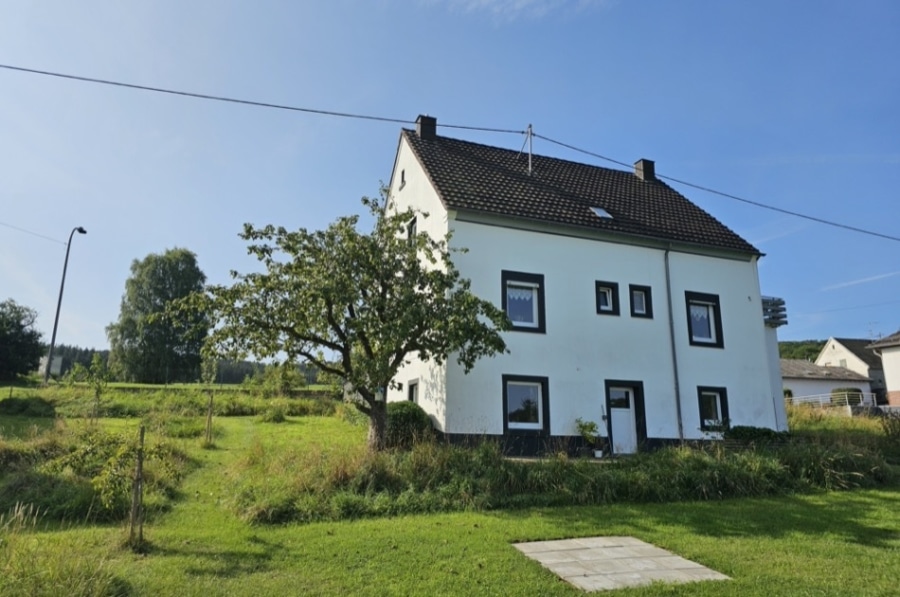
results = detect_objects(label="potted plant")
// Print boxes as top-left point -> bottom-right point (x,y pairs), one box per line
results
575,417 -> 603,458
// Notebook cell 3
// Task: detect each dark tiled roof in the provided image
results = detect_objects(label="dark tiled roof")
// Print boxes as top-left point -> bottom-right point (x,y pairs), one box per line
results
868,330 -> 900,350
781,359 -> 870,382
831,338 -> 884,369
403,129 -> 760,255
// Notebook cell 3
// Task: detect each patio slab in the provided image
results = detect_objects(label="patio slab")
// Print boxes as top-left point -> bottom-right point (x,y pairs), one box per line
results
513,536 -> 729,592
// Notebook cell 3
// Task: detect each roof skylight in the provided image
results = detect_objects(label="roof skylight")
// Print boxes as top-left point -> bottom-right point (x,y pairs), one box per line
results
590,206 -> 613,219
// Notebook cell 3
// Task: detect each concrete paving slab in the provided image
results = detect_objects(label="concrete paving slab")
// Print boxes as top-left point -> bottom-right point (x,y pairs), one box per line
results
513,536 -> 730,592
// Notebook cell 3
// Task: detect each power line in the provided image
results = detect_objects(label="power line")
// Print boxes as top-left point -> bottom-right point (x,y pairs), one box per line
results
2,62 -> 897,243
0,221 -> 66,245
534,132 -> 900,244
0,63 -> 523,135
797,298 -> 900,315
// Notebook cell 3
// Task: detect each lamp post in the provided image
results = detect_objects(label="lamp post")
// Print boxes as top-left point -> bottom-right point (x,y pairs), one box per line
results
44,226 -> 87,383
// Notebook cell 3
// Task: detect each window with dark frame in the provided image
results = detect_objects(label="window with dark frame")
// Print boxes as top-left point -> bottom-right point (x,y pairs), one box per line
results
685,291 -> 724,348
407,380 -> 418,403
501,270 -> 546,333
595,281 -> 620,316
502,374 -> 550,434
697,386 -> 729,431
406,217 -> 417,245
629,284 -> 653,318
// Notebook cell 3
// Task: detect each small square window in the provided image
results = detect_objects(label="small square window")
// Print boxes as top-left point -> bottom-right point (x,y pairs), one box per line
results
595,281 -> 620,316
686,291 -> 724,348
698,387 -> 729,431
629,285 -> 653,318
502,271 -> 545,333
503,375 -> 549,434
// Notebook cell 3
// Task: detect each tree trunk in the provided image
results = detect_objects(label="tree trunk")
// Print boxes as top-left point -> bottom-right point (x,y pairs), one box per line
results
367,400 -> 387,452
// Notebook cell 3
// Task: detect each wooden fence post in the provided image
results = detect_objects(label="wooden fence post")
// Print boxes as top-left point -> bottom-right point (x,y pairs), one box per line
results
129,425 -> 145,548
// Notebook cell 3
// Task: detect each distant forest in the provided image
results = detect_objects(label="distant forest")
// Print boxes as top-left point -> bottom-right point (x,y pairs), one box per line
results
778,340 -> 826,361
51,344 -> 317,385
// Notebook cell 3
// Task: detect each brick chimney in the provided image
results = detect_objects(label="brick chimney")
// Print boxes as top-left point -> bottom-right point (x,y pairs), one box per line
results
634,158 -> 655,181
416,114 -> 437,140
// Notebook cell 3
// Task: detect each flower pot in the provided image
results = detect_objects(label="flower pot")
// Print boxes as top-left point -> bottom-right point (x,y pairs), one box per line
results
593,449 -> 604,458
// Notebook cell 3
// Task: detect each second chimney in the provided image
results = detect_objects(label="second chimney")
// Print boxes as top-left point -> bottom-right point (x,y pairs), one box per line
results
634,158 -> 655,181
416,114 -> 437,140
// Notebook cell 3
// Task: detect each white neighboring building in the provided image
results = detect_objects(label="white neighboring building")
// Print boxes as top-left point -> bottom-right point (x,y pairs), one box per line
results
781,359 -> 873,405
868,331 -> 900,406
815,337 -> 886,403
386,115 -> 788,456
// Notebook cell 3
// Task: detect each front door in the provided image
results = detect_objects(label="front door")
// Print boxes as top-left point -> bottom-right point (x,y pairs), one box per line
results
608,386 -> 637,454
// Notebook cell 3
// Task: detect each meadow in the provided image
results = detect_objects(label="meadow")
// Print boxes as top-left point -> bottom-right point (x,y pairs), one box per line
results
1,384 -> 898,596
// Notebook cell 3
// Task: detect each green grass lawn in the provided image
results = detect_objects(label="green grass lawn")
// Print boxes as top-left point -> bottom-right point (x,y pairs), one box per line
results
4,415 -> 898,596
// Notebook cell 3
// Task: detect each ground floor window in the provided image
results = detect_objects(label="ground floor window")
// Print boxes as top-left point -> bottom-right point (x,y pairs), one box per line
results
407,380 -> 418,403
503,375 -> 550,434
697,386 -> 729,431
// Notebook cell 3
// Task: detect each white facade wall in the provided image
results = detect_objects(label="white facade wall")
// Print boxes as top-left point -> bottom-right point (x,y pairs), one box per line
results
385,135 -> 782,440
765,327 -> 789,431
442,219 -> 779,440
384,139 -> 450,429
816,339 -> 886,395
816,339 -> 867,371
783,377 -> 872,399
880,346 -> 900,401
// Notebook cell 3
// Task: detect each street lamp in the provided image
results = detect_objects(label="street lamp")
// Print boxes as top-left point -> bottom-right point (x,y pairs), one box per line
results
44,226 -> 87,383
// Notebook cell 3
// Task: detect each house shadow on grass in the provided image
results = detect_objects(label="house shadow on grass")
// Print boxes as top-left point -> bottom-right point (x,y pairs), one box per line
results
148,534 -> 287,578
490,490 -> 900,549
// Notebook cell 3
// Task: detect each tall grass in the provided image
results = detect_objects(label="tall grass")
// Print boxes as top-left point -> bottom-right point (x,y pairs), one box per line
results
0,422 -> 192,521
1,384 -> 338,420
0,503 -> 126,596
227,438 -> 895,524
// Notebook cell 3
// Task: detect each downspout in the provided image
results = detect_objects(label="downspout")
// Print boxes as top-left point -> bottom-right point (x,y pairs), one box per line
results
664,247 -> 685,442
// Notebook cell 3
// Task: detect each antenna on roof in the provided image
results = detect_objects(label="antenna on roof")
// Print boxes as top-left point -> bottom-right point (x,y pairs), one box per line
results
527,124 -> 533,176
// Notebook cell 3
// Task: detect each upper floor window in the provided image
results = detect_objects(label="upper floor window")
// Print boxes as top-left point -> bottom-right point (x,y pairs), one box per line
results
686,291 -> 723,348
501,271 -> 545,333
595,281 -> 620,316
406,217 -> 417,245
629,284 -> 653,319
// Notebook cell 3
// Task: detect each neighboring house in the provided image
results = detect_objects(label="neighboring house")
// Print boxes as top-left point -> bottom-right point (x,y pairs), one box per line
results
815,337 -> 886,403
868,331 -> 900,406
780,358 -> 873,405
385,115 -> 788,456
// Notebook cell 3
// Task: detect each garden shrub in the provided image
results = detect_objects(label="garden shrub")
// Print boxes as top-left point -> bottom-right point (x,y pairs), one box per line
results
724,425 -> 789,443
227,437 -> 895,524
0,396 -> 56,417
830,387 -> 863,406
259,404 -> 287,423
385,401 -> 434,449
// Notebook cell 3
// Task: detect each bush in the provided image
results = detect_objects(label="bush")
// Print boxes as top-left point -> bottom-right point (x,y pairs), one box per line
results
385,401 -> 433,449
259,405 -> 287,423
724,425 -> 789,443
0,397 -> 56,417
227,438 -> 895,524
831,387 -> 863,406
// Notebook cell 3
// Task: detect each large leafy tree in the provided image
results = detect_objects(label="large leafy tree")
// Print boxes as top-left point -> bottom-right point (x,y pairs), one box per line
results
190,195 -> 509,451
107,248 -> 208,383
0,299 -> 44,381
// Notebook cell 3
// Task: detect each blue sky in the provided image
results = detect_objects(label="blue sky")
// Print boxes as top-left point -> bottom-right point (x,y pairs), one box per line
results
1,0 -> 898,350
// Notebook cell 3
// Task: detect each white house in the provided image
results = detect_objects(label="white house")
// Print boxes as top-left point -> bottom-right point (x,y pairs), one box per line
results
815,337 -> 886,403
781,358 -> 873,405
868,331 -> 900,406
385,115 -> 788,456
